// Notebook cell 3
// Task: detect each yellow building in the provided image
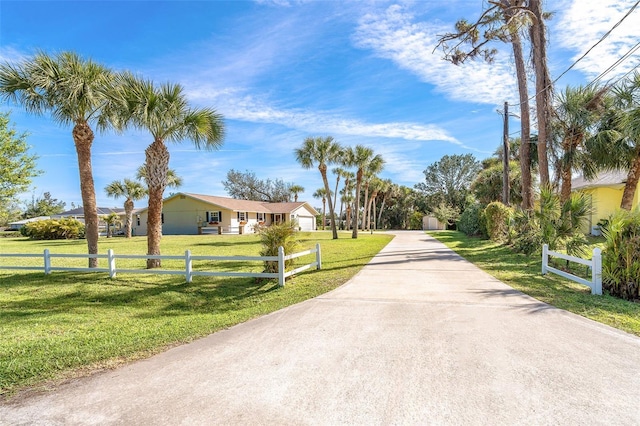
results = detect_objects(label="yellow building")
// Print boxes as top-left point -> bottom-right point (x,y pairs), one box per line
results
572,170 -> 640,234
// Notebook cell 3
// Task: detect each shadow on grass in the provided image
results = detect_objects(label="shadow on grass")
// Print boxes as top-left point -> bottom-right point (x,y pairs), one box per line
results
0,271 -> 280,323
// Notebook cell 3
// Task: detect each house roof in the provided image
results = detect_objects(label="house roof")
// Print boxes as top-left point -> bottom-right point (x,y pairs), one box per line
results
572,170 -> 627,190
52,207 -> 126,217
159,193 -> 318,215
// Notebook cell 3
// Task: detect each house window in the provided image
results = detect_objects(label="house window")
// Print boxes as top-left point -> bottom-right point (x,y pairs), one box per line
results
237,211 -> 246,221
161,213 -> 164,224
257,212 -> 265,222
208,211 -> 220,222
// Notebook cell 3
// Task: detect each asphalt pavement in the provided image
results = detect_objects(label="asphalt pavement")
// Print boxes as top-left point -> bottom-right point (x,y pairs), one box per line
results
2,231 -> 639,425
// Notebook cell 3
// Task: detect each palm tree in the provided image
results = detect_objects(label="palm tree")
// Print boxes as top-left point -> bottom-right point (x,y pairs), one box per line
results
113,72 -> 224,268
102,212 -> 122,238
104,178 -> 146,238
376,179 -> 393,230
0,51 -> 114,267
289,184 -> 305,202
553,84 -> 608,202
313,188 -> 329,230
365,177 -> 384,231
294,136 -> 342,239
331,167 -> 348,215
605,72 -> 640,210
338,171 -> 355,230
344,145 -> 384,238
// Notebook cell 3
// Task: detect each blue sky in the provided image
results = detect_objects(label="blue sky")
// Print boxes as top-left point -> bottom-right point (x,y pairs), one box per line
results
1,0 -> 639,210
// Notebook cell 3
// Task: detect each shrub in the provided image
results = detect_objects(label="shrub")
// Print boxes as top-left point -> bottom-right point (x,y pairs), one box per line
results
509,209 -> 543,256
257,220 -> 300,274
483,202 -> 513,242
457,203 -> 487,237
602,208 -> 640,301
21,218 -> 85,240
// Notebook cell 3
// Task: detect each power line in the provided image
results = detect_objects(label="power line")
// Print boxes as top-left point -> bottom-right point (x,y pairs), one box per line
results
508,0 -> 640,107
552,0 -> 639,86
588,41 -> 640,88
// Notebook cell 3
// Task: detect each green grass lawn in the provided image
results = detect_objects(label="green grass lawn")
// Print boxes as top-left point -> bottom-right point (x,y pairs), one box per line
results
427,231 -> 640,337
0,231 -> 393,396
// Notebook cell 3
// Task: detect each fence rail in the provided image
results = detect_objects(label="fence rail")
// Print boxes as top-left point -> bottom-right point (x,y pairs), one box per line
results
0,244 -> 321,287
541,244 -> 602,295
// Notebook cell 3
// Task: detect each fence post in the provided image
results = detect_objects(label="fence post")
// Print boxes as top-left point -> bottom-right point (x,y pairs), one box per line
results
185,250 -> 192,283
44,249 -> 51,275
278,246 -> 285,287
541,244 -> 548,275
108,249 -> 116,278
592,247 -> 602,295
316,243 -> 322,270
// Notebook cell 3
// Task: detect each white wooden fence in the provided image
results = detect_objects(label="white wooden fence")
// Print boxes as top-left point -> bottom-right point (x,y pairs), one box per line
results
0,244 -> 321,287
541,244 -> 602,295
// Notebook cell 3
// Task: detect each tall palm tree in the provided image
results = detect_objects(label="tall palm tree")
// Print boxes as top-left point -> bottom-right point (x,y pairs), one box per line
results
344,145 -> 384,238
331,167 -> 348,215
0,51 -> 114,267
294,136 -> 342,239
113,72 -> 224,268
606,72 -> 640,210
338,171 -> 355,230
289,184 -> 305,202
376,179 -> 393,229
554,84 -> 607,202
366,177 -> 384,231
313,188 -> 329,230
104,178 -> 146,238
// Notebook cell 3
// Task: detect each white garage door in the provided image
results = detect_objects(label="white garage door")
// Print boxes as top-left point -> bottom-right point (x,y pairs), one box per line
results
297,216 -> 315,231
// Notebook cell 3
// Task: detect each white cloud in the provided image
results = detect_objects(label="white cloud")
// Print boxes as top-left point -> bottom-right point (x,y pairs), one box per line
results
187,86 -> 459,145
352,4 -> 519,107
556,0 -> 640,80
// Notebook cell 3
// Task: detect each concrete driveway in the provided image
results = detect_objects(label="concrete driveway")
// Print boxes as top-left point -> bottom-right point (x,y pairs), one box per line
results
2,231 -> 639,425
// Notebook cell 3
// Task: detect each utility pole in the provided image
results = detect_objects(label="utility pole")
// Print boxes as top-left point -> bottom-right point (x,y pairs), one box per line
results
502,101 -> 510,206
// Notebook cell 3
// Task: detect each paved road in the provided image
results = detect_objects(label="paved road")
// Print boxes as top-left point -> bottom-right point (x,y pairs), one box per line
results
2,231 -> 640,425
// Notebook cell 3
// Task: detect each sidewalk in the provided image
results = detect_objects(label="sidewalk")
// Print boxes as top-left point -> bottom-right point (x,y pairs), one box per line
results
2,231 -> 639,425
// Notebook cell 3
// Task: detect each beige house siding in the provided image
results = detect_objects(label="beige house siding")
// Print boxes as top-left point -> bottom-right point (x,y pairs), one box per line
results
131,193 -> 318,236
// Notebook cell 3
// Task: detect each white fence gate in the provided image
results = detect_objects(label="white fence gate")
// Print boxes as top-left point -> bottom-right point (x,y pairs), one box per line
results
541,244 -> 602,295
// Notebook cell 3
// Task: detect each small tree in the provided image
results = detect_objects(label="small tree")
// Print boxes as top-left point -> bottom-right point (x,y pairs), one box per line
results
102,212 -> 122,238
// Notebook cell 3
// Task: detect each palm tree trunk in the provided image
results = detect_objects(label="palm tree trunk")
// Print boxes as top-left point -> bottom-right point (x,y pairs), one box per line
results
530,0 -> 552,188
333,176 -> 340,217
73,121 -> 99,268
362,182 -> 370,231
510,23 -> 534,210
320,167 -> 339,239
621,150 -> 640,210
322,198 -> 326,230
124,198 -> 134,238
352,171 -> 362,238
377,193 -> 388,229
145,139 -> 170,268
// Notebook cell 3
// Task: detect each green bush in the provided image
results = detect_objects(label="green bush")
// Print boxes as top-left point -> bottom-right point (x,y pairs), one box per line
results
21,218 -> 85,240
457,203 -> 487,237
257,220 -> 300,274
509,209 -> 543,256
602,208 -> 640,301
484,202 -> 513,242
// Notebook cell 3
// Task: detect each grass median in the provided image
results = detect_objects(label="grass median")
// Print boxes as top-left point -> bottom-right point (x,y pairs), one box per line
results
0,231 -> 393,397
427,231 -> 640,337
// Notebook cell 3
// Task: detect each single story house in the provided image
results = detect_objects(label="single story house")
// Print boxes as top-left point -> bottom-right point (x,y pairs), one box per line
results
8,207 -> 127,233
132,192 -> 319,236
572,170 -> 640,234
8,216 -> 50,230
